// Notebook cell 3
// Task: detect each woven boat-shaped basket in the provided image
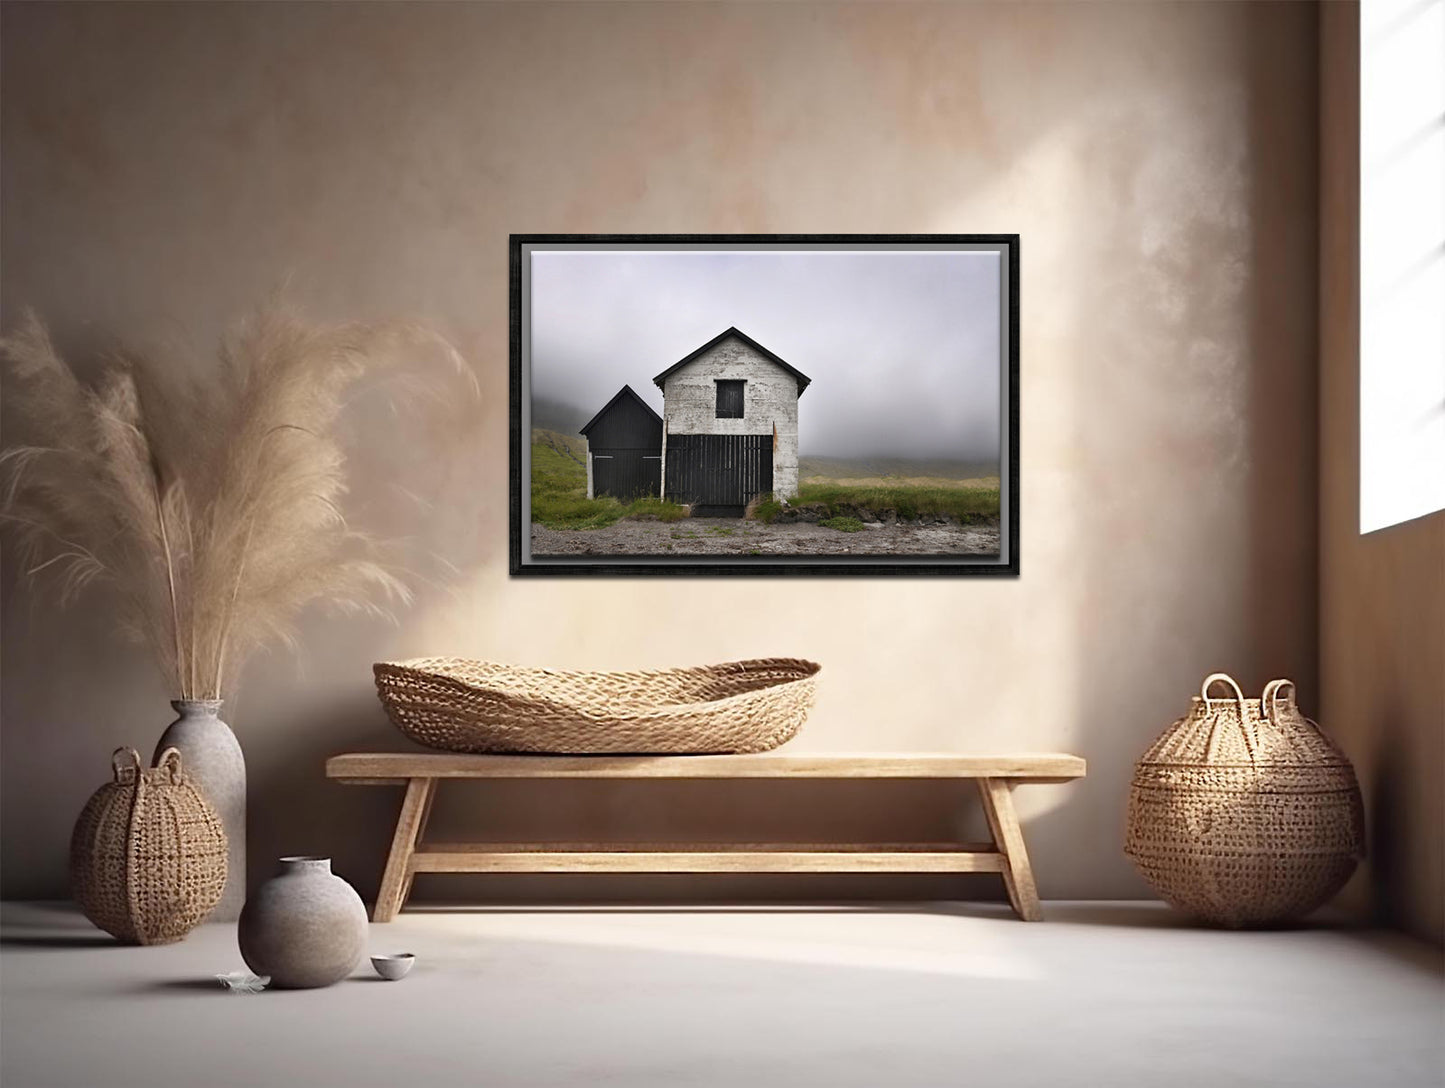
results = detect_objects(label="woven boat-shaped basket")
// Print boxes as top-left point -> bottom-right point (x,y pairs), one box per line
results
1125,673 -> 1364,927
70,747 -> 228,945
373,657 -> 821,754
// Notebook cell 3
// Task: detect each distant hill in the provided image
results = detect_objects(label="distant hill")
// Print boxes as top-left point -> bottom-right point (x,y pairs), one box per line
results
532,427 -> 588,463
531,394 -> 591,436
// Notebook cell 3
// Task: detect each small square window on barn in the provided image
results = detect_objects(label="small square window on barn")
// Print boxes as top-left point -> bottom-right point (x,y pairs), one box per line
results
715,379 -> 745,419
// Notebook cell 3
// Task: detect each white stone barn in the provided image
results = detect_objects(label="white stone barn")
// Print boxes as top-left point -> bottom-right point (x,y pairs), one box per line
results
651,327 -> 811,515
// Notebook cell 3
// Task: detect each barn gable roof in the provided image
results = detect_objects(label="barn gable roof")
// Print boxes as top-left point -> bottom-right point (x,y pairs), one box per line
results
651,327 -> 812,396
578,384 -> 662,437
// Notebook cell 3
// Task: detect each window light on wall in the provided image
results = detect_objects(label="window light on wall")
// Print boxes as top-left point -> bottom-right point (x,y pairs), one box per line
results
1359,0 -> 1445,533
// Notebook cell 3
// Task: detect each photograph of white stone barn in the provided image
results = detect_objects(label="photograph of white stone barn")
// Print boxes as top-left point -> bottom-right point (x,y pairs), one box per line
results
520,239 -> 1010,569
582,327 -> 811,516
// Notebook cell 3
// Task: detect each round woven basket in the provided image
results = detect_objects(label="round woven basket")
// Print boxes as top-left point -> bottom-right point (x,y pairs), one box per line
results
1125,673 -> 1364,927
69,747 -> 228,945
373,657 -> 821,754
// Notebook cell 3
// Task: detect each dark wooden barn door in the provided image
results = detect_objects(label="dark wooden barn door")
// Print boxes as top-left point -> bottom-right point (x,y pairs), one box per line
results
594,450 -> 661,501
665,434 -> 773,517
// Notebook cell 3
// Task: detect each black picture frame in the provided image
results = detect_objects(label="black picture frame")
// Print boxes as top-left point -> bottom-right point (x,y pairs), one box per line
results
510,234 -> 1020,576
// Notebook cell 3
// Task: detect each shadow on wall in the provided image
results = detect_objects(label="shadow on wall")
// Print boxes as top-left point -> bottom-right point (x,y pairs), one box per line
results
245,691 -> 404,903
1367,729 -> 1405,930
1241,4 -> 1321,689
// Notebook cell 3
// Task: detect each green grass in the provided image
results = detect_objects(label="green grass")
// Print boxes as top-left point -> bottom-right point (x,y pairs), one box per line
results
627,497 -> 689,522
818,516 -> 865,533
530,437 -> 688,529
530,439 -> 622,528
797,482 -> 1000,522
533,440 -> 999,530
748,495 -> 786,524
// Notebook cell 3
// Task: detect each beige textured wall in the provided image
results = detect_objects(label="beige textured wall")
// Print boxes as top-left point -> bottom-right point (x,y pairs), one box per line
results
1319,4 -> 1445,945
1,1 -> 1320,904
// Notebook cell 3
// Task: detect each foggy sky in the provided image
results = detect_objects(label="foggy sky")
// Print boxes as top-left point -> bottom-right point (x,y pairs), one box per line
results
529,247 -> 1002,462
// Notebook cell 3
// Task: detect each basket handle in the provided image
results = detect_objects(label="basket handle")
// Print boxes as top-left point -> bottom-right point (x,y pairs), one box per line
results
111,747 -> 142,785
1262,679 -> 1296,723
1200,673 -> 1257,761
154,746 -> 185,785
1201,672 -> 1247,712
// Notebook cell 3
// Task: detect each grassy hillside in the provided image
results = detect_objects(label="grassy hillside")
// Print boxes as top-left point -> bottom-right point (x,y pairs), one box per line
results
784,452 -> 1001,523
798,480 -> 999,521
799,454 -> 999,488
533,427 -> 588,464
752,477 -> 1000,525
530,428 -> 686,529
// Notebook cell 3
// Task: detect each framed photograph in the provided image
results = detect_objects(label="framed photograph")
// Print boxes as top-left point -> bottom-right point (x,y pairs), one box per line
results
510,234 -> 1018,575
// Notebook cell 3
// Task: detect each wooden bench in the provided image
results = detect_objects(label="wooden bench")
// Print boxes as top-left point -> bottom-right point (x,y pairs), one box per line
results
325,752 -> 1086,923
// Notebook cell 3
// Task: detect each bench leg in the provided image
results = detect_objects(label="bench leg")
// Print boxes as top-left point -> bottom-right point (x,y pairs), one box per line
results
374,777 -> 436,923
977,777 -> 1042,921
397,776 -> 437,910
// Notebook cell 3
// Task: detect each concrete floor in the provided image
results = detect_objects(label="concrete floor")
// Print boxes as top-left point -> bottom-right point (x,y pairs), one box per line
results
1,900 -> 1441,1088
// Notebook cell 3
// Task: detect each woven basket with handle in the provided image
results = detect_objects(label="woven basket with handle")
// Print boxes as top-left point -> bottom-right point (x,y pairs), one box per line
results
373,657 -> 821,754
1125,673 -> 1365,927
69,747 -> 228,945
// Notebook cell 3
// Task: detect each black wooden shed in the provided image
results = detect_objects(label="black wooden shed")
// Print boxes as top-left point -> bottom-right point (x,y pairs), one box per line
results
579,385 -> 664,501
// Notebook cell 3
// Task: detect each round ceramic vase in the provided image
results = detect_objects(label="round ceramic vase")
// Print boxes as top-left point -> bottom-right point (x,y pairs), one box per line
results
154,700 -> 246,922
239,857 -> 368,989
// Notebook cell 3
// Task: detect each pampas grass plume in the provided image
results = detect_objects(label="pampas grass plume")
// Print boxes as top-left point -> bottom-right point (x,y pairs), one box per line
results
0,303 -> 467,700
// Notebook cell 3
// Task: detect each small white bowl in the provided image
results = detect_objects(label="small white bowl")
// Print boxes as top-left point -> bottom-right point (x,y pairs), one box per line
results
370,953 -> 415,981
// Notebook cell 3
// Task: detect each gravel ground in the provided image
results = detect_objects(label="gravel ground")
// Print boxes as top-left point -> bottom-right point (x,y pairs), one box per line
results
531,517 -> 1001,557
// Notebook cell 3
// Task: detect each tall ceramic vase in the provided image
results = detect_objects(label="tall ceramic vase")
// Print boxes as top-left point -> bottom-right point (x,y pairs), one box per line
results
154,700 -> 245,922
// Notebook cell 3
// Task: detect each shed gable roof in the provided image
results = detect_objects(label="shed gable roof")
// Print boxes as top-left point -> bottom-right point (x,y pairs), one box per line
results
578,384 -> 662,437
651,327 -> 812,396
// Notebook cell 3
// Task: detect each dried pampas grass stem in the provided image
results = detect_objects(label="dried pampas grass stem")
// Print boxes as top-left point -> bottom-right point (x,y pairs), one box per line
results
1,304 -> 467,701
